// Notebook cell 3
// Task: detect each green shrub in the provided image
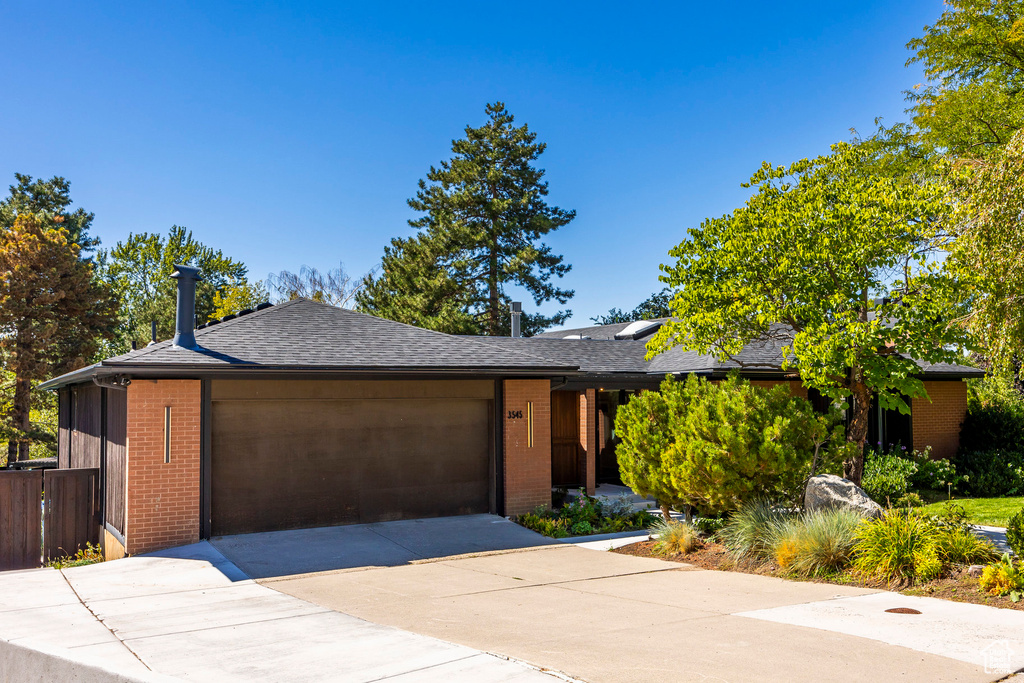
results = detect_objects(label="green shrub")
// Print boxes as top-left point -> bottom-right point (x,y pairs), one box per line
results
956,449 -> 1024,497
979,554 -> 1024,600
934,527 -> 999,565
651,519 -> 701,555
773,508 -> 862,576
694,516 -> 725,538
961,373 -> 1024,453
617,374 -> 850,516
893,492 -> 924,509
853,512 -> 943,584
862,450 -> 918,504
720,498 -> 790,562
908,453 -> 962,492
514,493 -> 656,538
1007,507 -> 1024,556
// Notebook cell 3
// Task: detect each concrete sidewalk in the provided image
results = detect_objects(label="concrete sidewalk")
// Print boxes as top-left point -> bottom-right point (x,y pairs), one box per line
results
0,543 -> 561,682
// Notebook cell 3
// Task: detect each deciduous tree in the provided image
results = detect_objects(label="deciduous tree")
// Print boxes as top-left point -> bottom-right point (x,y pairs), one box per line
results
98,226 -> 250,349
906,0 -> 1024,157
0,215 -> 118,463
268,262 -> 365,308
650,142 -> 971,484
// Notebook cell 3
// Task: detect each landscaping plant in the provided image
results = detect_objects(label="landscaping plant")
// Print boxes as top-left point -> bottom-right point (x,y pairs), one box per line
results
616,374 -> 850,518
514,491 -> 656,539
934,527 -> 999,566
853,512 -> 944,584
956,448 -> 1024,498
45,543 -> 104,569
720,498 -> 790,563
650,519 -> 701,556
979,554 -> 1024,602
773,508 -> 863,577
1007,507 -> 1024,557
861,448 -> 918,504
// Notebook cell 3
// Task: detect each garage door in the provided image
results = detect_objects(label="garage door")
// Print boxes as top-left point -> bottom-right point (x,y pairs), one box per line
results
211,398 -> 491,536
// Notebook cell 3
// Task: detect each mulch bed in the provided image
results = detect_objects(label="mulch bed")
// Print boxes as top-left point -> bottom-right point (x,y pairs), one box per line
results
613,539 -> 1024,611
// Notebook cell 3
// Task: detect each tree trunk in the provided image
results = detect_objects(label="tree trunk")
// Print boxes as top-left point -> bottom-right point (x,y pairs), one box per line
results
660,503 -> 672,522
844,372 -> 870,486
12,374 -> 32,462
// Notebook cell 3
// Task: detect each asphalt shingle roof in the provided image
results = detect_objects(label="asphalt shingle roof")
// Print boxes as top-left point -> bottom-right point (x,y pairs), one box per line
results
41,300 -> 984,389
101,299 -> 571,371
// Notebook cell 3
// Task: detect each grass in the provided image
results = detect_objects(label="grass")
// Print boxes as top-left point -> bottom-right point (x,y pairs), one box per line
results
918,497 -> 1024,527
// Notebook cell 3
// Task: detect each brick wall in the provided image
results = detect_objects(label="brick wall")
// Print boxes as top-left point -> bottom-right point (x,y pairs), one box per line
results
124,380 -> 202,555
912,380 -> 968,461
748,379 -> 807,399
579,389 -> 596,494
503,379 -> 551,516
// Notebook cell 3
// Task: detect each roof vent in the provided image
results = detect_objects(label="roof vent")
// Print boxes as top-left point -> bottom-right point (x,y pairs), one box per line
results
255,302 -> 273,311
237,308 -> 253,316
562,334 -> 592,340
221,313 -> 236,322
170,264 -> 202,349
614,320 -> 663,340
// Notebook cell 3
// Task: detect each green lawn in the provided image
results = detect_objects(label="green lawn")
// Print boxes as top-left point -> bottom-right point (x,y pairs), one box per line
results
918,496 -> 1024,527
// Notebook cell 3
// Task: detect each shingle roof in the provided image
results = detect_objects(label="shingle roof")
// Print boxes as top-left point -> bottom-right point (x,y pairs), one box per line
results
110,299 -> 576,370
41,300 -> 984,390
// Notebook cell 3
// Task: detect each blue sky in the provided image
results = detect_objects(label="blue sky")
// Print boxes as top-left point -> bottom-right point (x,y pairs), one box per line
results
1,1 -> 941,328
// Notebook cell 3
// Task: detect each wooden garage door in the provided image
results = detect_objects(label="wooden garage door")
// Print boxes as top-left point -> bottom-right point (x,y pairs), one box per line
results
211,398 -> 491,536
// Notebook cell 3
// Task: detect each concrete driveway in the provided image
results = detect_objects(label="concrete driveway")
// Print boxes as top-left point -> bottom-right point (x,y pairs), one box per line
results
232,516 -> 1024,683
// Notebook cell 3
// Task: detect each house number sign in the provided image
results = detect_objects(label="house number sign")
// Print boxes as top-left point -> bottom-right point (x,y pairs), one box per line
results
507,410 -> 523,419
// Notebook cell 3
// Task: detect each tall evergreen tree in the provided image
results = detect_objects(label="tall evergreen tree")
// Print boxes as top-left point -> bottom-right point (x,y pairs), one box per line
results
358,102 -> 575,335
0,174 -> 99,255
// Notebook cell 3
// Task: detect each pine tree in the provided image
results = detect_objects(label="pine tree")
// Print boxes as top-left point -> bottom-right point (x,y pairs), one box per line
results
359,102 -> 575,335
0,174 -> 99,256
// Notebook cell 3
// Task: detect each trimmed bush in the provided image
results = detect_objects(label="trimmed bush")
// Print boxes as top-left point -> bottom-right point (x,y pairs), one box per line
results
720,498 -> 790,562
1007,507 -> 1024,557
515,493 -> 656,538
651,519 -> 701,555
853,512 -> 943,584
773,508 -> 862,576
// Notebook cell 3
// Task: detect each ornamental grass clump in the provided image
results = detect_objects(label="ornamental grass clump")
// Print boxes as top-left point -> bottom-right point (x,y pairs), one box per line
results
650,519 -> 701,556
853,511 -> 943,584
773,508 -> 862,576
720,498 -> 789,563
934,527 -> 999,566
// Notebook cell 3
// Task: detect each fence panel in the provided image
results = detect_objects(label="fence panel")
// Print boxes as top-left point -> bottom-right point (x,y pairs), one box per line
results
0,470 -> 43,571
43,468 -> 100,562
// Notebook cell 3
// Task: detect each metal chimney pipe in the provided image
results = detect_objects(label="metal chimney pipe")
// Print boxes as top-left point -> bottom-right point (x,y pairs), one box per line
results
170,264 -> 202,349
511,301 -> 522,338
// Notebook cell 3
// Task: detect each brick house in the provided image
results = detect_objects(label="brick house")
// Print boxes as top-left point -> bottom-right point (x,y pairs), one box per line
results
41,268 -> 982,557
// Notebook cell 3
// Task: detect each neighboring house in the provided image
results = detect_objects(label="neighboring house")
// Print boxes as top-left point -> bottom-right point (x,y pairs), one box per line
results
41,268 -> 982,557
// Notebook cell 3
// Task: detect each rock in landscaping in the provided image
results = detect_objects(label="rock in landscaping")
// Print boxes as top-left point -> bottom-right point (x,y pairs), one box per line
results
804,474 -> 883,519
967,564 -> 985,578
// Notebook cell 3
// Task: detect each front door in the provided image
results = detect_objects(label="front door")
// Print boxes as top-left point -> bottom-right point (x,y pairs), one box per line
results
551,391 -> 582,488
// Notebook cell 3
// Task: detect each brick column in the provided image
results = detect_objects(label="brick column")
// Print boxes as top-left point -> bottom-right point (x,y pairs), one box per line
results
503,379 -> 551,516
912,380 -> 968,461
579,389 -> 597,495
125,380 -> 202,555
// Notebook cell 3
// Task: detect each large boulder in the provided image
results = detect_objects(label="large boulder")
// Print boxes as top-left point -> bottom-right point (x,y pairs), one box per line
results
804,474 -> 883,519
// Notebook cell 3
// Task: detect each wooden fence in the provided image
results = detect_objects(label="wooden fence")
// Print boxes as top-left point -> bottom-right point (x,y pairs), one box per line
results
0,468 -> 100,571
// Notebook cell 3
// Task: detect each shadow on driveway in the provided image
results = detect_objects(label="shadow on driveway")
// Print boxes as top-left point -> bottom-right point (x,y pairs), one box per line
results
210,514 -> 558,579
